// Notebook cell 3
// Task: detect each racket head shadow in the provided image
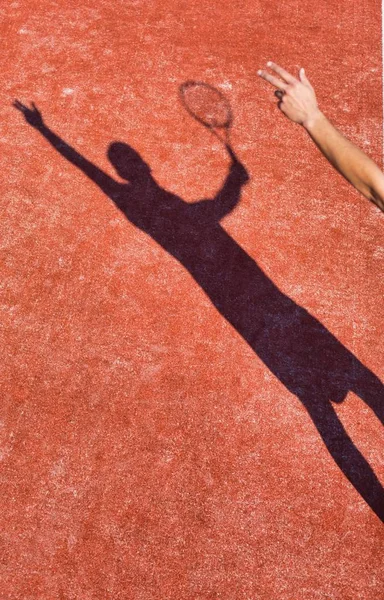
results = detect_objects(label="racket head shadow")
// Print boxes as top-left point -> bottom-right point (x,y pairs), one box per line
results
179,81 -> 233,138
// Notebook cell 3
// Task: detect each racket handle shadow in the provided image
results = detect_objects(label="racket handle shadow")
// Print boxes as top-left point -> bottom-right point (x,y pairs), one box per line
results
207,127 -> 236,159
225,143 -> 238,162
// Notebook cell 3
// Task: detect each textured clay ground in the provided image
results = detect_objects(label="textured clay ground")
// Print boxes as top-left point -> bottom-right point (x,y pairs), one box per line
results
1,1 -> 383,598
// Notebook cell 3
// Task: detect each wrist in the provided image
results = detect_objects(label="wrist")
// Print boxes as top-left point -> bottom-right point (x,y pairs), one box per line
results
302,110 -> 326,132
33,122 -> 46,133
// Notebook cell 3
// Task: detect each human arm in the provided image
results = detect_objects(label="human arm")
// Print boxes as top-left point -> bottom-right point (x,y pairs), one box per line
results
13,101 -> 117,196
257,63 -> 384,212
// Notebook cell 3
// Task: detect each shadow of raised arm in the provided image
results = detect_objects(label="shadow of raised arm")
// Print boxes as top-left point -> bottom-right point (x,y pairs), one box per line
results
187,144 -> 250,222
13,101 -> 118,197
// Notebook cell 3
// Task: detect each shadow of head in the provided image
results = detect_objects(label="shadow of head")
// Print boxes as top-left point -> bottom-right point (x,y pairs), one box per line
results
108,142 -> 151,182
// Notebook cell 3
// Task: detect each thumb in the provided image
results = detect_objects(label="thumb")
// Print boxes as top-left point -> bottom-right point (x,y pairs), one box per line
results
299,67 -> 312,87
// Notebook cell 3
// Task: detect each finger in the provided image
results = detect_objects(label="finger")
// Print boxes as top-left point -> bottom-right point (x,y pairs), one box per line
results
13,100 -> 26,111
299,67 -> 313,88
267,61 -> 298,84
257,70 -> 288,91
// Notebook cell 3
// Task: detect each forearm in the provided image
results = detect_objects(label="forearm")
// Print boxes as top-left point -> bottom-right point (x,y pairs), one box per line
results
36,123 -> 87,168
191,153 -> 249,221
34,123 -> 115,194
304,112 -> 384,211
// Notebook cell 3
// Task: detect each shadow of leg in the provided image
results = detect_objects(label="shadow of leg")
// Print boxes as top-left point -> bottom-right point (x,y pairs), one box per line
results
302,397 -> 384,522
352,368 -> 384,425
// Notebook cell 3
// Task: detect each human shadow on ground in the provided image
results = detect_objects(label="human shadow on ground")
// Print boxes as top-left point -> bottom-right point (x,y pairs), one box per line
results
14,100 -> 384,522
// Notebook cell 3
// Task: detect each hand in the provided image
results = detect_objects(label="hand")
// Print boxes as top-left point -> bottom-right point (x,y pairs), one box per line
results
13,100 -> 44,128
257,62 -> 322,128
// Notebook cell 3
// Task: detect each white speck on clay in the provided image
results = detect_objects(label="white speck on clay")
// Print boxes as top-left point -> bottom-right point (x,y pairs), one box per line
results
219,81 -> 233,90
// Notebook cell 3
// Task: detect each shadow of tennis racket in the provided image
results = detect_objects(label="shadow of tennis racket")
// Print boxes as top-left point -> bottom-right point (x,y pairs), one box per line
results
179,81 -> 237,160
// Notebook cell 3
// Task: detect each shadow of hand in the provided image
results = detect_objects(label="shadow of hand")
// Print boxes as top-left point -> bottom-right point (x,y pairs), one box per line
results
13,100 -> 44,129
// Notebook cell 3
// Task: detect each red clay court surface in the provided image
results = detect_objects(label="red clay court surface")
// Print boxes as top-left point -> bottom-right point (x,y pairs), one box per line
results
1,1 -> 384,598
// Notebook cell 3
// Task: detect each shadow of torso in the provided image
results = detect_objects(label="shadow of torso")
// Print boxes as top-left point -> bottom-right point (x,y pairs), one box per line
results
112,177 -> 382,407
106,166 -> 384,521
